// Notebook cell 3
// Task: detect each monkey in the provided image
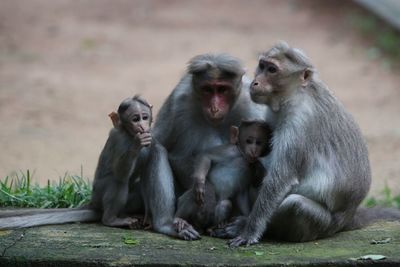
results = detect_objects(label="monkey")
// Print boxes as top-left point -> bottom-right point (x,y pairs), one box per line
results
216,42 -> 400,247
0,96 -> 200,241
175,120 -> 272,233
152,53 -> 269,200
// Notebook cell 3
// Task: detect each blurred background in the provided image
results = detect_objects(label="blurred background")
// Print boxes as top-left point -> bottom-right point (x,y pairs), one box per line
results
0,0 -> 399,197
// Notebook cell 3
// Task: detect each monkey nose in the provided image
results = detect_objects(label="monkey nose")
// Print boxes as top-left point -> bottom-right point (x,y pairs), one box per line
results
211,106 -> 219,114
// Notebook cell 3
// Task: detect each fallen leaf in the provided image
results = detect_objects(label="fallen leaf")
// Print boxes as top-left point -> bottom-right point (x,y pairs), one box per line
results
255,251 -> 264,256
350,255 -> 386,261
370,238 -> 391,245
123,235 -> 139,245
0,230 -> 11,237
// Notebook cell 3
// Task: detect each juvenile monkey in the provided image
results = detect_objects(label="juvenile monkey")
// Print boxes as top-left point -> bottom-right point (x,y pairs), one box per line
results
0,96 -> 199,240
176,120 -> 271,231
90,95 -> 152,228
222,42 -> 400,247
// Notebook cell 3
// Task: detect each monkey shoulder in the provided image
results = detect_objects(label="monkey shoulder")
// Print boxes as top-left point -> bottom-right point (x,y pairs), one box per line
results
109,128 -> 134,148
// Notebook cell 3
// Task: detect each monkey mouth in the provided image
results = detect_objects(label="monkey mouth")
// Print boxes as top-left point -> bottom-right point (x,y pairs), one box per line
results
250,93 -> 266,103
207,116 -> 225,125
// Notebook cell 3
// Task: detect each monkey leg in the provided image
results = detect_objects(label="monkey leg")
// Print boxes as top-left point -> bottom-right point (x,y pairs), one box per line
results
214,199 -> 232,225
267,194 -> 333,242
101,180 -> 140,228
176,190 -> 196,221
141,143 -> 200,240
125,179 -> 144,214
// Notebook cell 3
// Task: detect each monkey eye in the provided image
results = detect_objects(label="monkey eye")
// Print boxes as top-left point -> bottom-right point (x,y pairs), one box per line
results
217,86 -> 228,94
256,141 -> 262,145
258,61 -> 265,70
132,115 -> 140,122
246,138 -> 252,144
267,65 -> 278,74
203,87 -> 213,94
142,114 -> 149,121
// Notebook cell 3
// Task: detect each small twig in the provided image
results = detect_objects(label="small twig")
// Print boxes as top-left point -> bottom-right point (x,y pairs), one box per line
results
1,229 -> 26,257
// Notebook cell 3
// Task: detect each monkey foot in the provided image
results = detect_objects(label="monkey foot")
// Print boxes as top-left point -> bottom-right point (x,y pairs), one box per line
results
127,217 -> 144,230
228,235 -> 259,247
209,216 -> 248,238
174,217 -> 201,240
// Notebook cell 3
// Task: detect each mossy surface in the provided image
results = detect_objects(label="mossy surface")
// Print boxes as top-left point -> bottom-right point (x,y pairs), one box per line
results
0,221 -> 399,266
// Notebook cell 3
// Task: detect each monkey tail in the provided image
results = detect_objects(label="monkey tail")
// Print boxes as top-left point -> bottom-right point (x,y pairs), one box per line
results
0,209 -> 100,230
344,206 -> 400,231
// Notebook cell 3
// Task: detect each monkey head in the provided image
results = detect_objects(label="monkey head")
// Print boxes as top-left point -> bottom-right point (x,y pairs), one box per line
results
117,95 -> 153,136
188,54 -> 245,125
250,42 -> 314,111
230,120 -> 272,163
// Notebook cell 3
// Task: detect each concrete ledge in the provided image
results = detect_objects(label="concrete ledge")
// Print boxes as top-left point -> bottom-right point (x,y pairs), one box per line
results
0,221 -> 399,266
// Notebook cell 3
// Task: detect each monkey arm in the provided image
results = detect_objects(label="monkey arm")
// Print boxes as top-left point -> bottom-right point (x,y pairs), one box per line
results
192,145 -> 238,184
153,78 -> 189,149
229,140 -> 301,247
110,132 -> 142,183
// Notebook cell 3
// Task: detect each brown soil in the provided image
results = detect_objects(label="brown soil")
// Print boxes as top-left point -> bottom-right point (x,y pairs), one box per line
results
0,0 -> 399,196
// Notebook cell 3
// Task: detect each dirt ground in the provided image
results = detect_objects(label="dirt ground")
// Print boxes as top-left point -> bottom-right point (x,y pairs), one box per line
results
0,0 -> 399,196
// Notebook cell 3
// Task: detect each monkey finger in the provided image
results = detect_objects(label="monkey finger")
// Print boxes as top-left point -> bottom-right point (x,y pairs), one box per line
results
179,228 -> 201,240
140,137 -> 152,143
140,133 -> 152,139
141,141 -> 152,147
228,236 -> 247,248
140,139 -> 152,145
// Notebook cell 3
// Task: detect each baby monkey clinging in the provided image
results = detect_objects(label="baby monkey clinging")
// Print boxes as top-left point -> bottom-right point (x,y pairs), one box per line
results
176,120 -> 272,234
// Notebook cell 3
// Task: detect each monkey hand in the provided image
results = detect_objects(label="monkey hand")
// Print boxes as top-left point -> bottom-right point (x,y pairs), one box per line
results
212,216 -> 247,238
228,234 -> 259,247
227,217 -> 260,247
193,181 -> 205,207
134,132 -> 152,148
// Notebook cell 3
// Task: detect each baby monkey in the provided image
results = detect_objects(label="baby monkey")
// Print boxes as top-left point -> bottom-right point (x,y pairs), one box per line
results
95,95 -> 199,239
176,120 -> 272,232
0,95 -> 199,241
91,95 -> 153,228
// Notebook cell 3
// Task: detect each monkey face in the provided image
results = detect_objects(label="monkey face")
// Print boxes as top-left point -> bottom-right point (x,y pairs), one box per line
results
197,79 -> 236,125
238,124 -> 270,163
250,57 -> 281,105
122,103 -> 152,136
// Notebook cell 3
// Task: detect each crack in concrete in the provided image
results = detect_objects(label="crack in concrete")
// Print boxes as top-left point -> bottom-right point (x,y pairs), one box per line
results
1,229 -> 26,257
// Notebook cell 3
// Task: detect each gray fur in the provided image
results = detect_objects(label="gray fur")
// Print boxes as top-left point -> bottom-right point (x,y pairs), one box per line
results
153,54 -> 269,191
188,53 -> 245,77
0,210 -> 99,229
228,43 -> 386,246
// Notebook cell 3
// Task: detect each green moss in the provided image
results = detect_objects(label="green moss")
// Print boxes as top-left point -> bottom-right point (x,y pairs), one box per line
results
1,222 -> 399,266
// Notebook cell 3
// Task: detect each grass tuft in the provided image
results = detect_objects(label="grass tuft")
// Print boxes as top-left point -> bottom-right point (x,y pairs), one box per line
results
0,169 -> 91,208
364,184 -> 400,209
348,11 -> 400,69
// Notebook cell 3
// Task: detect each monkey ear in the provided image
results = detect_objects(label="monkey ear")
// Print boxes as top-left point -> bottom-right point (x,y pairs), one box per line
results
108,111 -> 120,128
230,126 -> 239,144
301,68 -> 313,87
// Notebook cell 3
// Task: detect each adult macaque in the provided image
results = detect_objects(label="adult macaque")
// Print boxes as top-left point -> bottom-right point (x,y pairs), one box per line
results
0,96 -> 199,240
153,54 -> 268,195
222,42 -> 400,247
175,120 -> 271,232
